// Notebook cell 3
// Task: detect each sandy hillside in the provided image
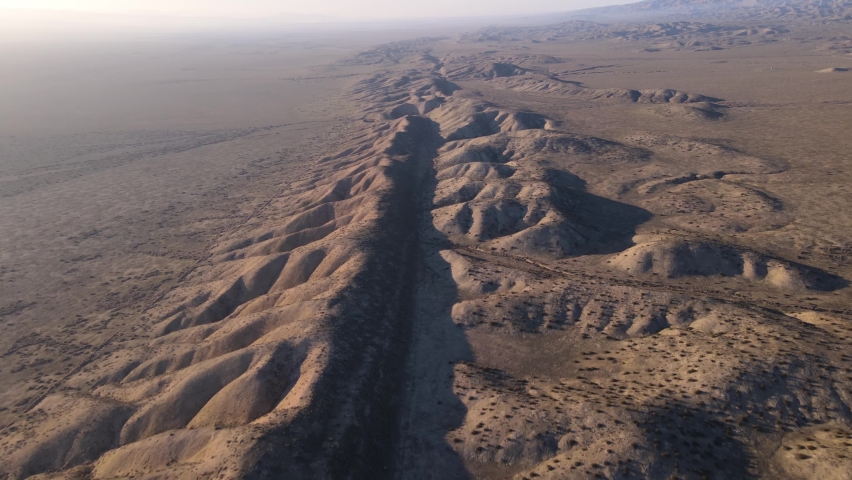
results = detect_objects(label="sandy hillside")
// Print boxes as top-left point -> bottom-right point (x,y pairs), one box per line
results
2,0 -> 852,478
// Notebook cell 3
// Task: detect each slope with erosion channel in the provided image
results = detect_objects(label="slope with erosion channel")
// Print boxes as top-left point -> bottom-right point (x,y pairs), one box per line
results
441,57 -> 723,105
0,80 -> 442,478
388,45 -> 852,480
3,34 -> 852,480
437,55 -> 738,125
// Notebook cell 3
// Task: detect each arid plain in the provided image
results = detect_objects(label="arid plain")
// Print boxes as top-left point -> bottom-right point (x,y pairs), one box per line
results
2,1 -> 852,479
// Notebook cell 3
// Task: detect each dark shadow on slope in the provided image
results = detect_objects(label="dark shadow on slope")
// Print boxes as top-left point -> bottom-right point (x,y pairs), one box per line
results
636,400 -> 755,480
243,116 -> 472,480
546,169 -> 654,255
387,116 -> 474,480
784,260 -> 849,292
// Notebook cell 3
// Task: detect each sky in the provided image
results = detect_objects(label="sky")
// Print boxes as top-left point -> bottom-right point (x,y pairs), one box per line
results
0,0 -> 632,19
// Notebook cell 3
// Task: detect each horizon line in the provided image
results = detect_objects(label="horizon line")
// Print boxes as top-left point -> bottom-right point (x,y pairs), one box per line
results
0,2 -> 639,23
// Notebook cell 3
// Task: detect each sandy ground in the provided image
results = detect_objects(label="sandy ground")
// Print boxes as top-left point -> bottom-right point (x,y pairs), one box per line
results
2,3 -> 852,479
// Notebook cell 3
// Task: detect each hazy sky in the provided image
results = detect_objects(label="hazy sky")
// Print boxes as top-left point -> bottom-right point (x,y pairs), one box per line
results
0,0 -> 631,18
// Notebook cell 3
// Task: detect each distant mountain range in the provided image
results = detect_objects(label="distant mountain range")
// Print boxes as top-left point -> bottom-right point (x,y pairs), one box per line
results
572,0 -> 852,22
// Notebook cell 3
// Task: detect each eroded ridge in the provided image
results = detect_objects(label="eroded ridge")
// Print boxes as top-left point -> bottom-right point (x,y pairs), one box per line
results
386,45 -> 852,480
3,32 -> 852,480
0,70 -> 443,478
